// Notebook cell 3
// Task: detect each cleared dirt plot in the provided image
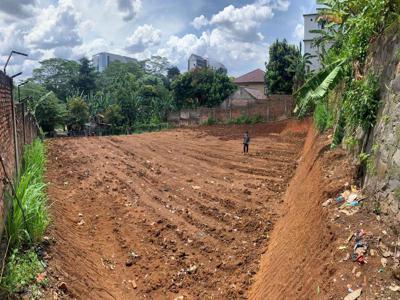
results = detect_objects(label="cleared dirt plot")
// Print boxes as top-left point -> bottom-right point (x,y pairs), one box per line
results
44,120 -> 308,299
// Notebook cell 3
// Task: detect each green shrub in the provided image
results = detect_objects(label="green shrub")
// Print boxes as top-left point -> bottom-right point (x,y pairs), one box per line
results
314,102 -> 333,132
394,187 -> 400,201
332,111 -> 346,147
343,73 -> 380,131
235,113 -> 252,124
1,248 -> 45,294
202,116 -> 217,126
250,115 -> 264,124
344,137 -> 358,151
225,118 -> 236,125
359,152 -> 376,174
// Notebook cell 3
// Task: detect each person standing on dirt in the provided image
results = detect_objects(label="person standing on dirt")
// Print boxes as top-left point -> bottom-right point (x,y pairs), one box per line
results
243,131 -> 250,154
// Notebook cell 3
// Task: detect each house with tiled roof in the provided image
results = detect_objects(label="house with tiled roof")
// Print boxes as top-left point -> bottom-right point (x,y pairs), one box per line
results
234,69 -> 267,96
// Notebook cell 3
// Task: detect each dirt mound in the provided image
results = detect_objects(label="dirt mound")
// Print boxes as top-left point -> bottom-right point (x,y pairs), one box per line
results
43,121 -> 306,299
249,127 -> 355,299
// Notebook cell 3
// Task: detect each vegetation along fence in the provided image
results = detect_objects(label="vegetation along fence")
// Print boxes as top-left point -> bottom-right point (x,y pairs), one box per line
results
168,94 -> 294,126
0,71 -> 40,238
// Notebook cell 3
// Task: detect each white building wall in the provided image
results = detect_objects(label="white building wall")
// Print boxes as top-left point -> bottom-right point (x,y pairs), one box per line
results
92,52 -> 137,72
303,13 -> 323,71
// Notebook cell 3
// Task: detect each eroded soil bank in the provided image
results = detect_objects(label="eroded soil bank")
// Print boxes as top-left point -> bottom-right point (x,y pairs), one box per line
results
249,126 -> 355,299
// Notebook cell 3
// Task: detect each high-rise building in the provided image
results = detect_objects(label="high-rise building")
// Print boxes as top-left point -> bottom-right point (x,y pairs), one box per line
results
188,54 -> 227,73
92,52 -> 138,72
303,11 -> 330,71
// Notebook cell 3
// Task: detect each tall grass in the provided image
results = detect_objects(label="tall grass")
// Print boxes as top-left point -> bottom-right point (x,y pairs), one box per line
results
5,140 -> 49,248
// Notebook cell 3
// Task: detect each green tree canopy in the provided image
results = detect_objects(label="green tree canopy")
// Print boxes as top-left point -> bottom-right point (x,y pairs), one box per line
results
73,57 -> 97,95
265,39 -> 301,94
35,93 -> 66,133
172,68 -> 236,109
32,58 -> 79,101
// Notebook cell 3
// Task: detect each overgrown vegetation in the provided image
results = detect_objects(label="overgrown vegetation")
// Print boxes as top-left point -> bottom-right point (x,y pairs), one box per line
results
1,140 -> 48,296
1,249 -> 45,295
314,102 -> 333,132
20,55 -> 236,135
202,116 -> 218,126
295,0 -> 399,144
342,73 -> 380,131
226,114 -> 264,125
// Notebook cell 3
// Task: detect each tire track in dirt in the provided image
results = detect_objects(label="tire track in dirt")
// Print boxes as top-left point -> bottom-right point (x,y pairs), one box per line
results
45,122 -> 307,299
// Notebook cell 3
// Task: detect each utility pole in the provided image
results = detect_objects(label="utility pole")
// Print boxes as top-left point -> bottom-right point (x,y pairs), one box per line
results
18,80 -> 29,145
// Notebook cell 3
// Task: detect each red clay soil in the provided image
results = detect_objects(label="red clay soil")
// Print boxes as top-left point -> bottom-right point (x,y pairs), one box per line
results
43,120 -> 309,299
249,126 -> 356,299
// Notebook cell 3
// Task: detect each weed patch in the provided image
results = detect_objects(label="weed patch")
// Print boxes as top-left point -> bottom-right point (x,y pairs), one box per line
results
1,139 -> 49,297
1,248 -> 45,294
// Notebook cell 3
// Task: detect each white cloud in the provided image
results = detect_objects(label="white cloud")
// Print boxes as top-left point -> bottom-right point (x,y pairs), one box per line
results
157,28 -> 267,76
25,0 -> 82,49
209,3 -> 273,42
72,38 -> 112,59
125,24 -> 161,53
117,0 -> 142,21
0,0 -> 37,18
257,0 -> 291,11
294,23 -> 304,40
191,15 -> 208,30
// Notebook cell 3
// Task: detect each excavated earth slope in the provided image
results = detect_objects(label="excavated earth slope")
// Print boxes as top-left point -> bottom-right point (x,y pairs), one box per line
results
44,120 -> 310,299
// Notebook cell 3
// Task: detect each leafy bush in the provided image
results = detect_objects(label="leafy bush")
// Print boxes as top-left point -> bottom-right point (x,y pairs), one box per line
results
1,249 -> 45,294
35,93 -> 66,133
104,104 -> 124,128
394,187 -> 400,201
224,114 -> 263,125
250,115 -> 264,124
313,102 -> 333,132
235,114 -> 250,124
225,118 -> 236,125
66,97 -> 90,131
343,74 -> 381,130
202,116 -> 217,126
332,111 -> 346,147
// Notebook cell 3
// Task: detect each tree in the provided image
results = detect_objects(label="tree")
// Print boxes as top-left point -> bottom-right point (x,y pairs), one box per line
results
172,68 -> 237,109
32,58 -> 79,101
35,93 -> 66,132
265,39 -> 300,94
67,97 -> 90,131
142,56 -> 170,75
288,43 -> 314,93
96,60 -> 144,90
167,66 -> 181,85
74,57 -> 97,95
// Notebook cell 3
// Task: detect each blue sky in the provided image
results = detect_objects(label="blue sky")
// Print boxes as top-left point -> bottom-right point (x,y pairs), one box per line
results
0,0 -> 317,79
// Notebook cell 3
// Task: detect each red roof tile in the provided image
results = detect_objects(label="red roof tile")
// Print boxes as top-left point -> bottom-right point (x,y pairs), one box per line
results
234,69 -> 265,84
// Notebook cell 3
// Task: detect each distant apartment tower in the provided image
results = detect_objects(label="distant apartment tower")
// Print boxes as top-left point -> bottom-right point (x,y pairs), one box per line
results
303,12 -> 328,71
92,52 -> 138,72
188,54 -> 227,73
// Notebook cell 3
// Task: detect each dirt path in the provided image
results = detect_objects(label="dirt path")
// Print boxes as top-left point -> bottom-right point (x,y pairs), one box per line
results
44,121 -> 307,299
